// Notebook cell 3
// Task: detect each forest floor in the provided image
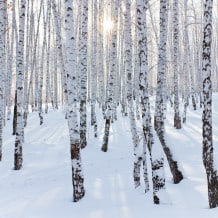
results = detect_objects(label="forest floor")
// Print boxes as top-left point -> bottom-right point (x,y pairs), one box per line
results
1,95 -> 218,218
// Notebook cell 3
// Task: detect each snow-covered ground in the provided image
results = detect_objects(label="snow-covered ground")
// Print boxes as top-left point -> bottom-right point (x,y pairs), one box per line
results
1,95 -> 218,218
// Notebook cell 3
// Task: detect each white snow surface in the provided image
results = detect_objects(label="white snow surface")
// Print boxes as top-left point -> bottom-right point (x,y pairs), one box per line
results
1,95 -> 218,218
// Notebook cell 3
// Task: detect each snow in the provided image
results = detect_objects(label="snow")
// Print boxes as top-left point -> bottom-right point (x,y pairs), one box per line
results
1,95 -> 218,218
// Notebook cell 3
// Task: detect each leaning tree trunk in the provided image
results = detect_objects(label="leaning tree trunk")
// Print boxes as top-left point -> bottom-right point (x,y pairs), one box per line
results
154,0 -> 183,184
202,0 -> 218,209
137,0 -> 166,204
64,0 -> 85,202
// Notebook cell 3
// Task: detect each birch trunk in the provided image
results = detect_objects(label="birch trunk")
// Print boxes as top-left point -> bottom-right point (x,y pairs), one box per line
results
5,2 -> 13,121
154,0 -> 183,184
0,0 -> 5,161
96,1 -> 105,109
52,1 -> 68,108
79,0 -> 88,149
14,0 -> 26,170
182,0 -> 189,123
38,2 -> 47,125
172,0 -> 181,129
12,0 -> 18,135
64,0 -> 85,202
45,5 -> 51,114
53,50 -> 58,110
137,0 -> 166,203
101,0 -> 118,152
202,0 -> 218,209
123,0 -> 143,189
90,0 -> 98,137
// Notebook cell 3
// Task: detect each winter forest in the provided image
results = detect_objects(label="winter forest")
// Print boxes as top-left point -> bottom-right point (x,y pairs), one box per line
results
0,0 -> 218,217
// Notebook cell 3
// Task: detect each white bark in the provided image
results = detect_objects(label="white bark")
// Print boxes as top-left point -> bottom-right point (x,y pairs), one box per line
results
38,1 -> 47,125
52,0 -> 68,106
172,0 -> 181,129
96,0 -> 105,108
5,2 -> 13,121
137,0 -> 166,203
14,0 -> 26,170
154,0 -> 183,185
90,0 -> 98,137
65,0 -> 85,202
182,0 -> 189,123
79,0 -> 88,149
0,0 -> 5,161
202,0 -> 218,209
101,0 -> 119,152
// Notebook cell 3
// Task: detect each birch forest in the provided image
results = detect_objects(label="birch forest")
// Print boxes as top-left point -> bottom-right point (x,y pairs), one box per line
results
1,0 -> 218,216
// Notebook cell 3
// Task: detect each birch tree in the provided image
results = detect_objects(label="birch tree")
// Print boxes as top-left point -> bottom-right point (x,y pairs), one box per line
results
14,0 -> 26,170
154,0 -> 183,184
101,0 -> 118,152
53,50 -> 59,110
96,0 -> 105,110
202,0 -> 218,208
5,1 -> 13,121
182,0 -> 189,123
0,0 -> 5,161
22,0 -> 31,127
123,0 -> 143,189
64,0 -> 85,202
52,0 -> 68,108
79,0 -> 88,149
38,2 -> 47,125
137,0 -> 165,204
90,0 -> 98,137
45,0 -> 51,114
172,0 -> 181,129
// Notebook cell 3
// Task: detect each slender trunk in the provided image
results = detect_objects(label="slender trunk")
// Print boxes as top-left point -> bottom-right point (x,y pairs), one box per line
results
154,0 -> 183,184
79,0 -> 89,149
101,0 -> 118,152
142,137 -> 149,192
12,91 -> 17,135
38,2 -> 47,125
53,51 -> 58,110
0,0 -> 5,161
182,0 -> 189,123
64,0 -> 85,202
90,0 -> 98,138
101,118 -> 110,152
123,0 -> 147,190
172,0 -> 181,129
52,0 -> 68,107
5,2 -> 13,121
23,0 -> 31,127
137,0 -> 166,203
14,0 -> 26,170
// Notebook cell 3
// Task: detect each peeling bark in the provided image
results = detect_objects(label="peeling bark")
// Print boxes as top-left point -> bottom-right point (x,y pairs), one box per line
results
202,0 -> 218,209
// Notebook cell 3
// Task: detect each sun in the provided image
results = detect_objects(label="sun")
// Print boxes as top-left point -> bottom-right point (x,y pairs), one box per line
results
103,18 -> 114,32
